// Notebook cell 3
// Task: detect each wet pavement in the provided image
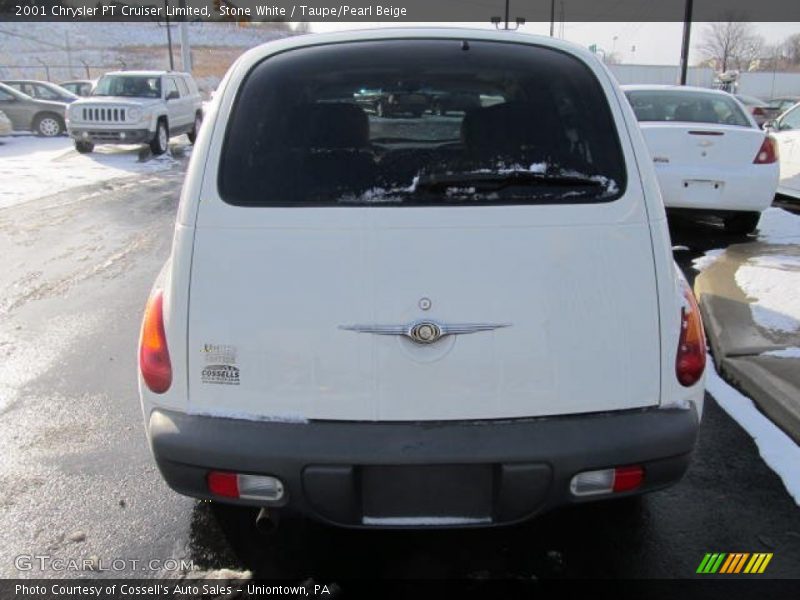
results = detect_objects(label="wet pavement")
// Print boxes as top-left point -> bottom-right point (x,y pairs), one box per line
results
0,157 -> 798,580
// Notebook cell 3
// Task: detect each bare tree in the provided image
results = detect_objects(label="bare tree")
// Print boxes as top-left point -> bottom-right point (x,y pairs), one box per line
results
783,33 -> 800,67
697,22 -> 764,72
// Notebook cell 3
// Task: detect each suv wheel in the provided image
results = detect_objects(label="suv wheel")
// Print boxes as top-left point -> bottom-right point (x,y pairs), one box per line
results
150,120 -> 169,155
74,141 -> 94,154
187,113 -> 202,144
35,114 -> 64,137
724,212 -> 760,235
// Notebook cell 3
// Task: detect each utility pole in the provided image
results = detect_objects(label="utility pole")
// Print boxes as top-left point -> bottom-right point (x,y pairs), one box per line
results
164,0 -> 175,70
679,0 -> 693,85
549,0 -> 555,36
179,0 -> 192,72
65,30 -> 73,79
504,0 -> 509,29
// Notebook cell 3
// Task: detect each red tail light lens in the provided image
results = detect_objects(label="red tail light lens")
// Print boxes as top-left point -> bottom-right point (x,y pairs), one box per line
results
752,107 -> 765,116
676,283 -> 706,387
612,465 -> 645,493
207,471 -> 239,498
139,290 -> 172,393
753,136 -> 778,164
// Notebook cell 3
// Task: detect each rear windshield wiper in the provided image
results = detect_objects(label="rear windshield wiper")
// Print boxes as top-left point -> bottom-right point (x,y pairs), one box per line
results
414,170 -> 605,193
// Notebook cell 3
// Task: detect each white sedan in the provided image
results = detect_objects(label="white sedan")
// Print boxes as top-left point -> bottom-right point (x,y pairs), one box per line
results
769,102 -> 800,200
623,85 -> 779,234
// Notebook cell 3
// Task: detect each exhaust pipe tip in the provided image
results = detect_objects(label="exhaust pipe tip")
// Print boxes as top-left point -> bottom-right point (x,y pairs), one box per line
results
255,506 -> 279,535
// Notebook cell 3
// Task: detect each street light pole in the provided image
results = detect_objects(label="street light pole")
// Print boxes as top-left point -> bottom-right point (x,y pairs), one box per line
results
504,0 -> 509,29
679,0 -> 693,85
549,0 -> 555,36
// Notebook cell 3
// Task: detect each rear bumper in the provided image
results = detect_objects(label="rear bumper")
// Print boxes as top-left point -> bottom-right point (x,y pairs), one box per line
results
655,164 -> 778,212
69,127 -> 152,143
148,406 -> 699,528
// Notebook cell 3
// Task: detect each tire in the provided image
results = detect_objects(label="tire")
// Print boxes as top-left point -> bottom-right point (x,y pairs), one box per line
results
724,212 -> 761,234
34,113 -> 64,137
187,112 -> 202,144
149,120 -> 169,155
74,141 -> 94,154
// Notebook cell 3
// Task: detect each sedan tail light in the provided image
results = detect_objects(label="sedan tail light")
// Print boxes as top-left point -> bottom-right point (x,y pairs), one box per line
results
676,281 -> 706,387
753,136 -> 778,164
752,107 -> 765,117
139,290 -> 172,393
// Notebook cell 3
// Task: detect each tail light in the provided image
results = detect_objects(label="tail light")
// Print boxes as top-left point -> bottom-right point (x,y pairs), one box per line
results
676,281 -> 706,387
570,465 -> 645,496
139,290 -> 172,393
753,136 -> 778,164
207,471 -> 285,501
752,107 -> 765,117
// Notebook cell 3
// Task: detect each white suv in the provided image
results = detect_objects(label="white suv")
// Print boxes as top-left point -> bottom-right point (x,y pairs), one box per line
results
66,71 -> 202,155
139,29 -> 706,529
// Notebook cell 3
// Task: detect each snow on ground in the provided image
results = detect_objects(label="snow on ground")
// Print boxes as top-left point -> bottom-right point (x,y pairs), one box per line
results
706,358 -> 800,505
0,136 -> 183,209
762,347 -> 800,358
735,254 -> 800,333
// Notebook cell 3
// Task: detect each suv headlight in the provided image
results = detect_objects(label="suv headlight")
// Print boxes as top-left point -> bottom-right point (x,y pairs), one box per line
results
128,108 -> 142,122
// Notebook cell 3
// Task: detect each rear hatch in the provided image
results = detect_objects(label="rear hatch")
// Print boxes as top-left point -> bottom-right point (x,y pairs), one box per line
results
185,38 -> 662,422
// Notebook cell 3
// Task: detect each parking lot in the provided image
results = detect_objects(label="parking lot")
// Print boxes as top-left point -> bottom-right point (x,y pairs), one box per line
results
0,133 -> 798,581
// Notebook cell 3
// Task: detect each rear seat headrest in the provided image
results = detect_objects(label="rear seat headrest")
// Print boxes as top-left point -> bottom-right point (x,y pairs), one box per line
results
289,103 -> 369,149
460,101 -> 558,156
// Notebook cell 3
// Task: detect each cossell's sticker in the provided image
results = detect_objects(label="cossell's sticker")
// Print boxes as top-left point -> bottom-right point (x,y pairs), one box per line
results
201,343 -> 237,365
202,364 -> 240,385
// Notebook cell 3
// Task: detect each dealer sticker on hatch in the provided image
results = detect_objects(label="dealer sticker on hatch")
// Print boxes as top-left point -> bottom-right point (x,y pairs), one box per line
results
201,344 -> 240,385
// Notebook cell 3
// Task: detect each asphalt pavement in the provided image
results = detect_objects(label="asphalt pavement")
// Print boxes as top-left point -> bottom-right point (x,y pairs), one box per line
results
0,154 -> 798,581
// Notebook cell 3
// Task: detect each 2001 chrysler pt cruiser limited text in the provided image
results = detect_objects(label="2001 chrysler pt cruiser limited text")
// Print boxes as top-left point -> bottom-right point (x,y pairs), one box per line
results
139,29 -> 706,529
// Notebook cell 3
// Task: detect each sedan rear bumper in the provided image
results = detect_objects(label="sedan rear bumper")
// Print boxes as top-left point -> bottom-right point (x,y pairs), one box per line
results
655,163 -> 779,212
148,405 -> 698,528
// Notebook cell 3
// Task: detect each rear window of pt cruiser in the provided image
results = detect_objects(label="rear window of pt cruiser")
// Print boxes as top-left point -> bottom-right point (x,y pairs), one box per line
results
219,39 -> 627,207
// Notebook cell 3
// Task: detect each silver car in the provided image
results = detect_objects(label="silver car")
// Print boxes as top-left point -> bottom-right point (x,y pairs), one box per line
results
2,80 -> 79,104
0,82 -> 68,136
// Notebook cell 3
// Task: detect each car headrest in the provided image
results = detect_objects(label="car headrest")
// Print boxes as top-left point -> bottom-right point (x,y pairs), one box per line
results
289,103 -> 369,149
460,101 -> 558,157
674,103 -> 696,122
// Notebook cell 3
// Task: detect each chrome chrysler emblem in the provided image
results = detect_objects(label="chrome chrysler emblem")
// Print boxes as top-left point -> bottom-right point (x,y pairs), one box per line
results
410,321 -> 441,344
339,320 -> 510,344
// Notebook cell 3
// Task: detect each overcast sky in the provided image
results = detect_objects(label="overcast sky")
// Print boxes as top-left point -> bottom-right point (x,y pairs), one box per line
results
308,22 -> 800,66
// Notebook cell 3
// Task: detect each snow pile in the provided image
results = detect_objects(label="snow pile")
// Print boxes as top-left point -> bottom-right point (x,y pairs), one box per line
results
0,136 -> 182,209
692,248 -> 725,272
735,254 -> 800,333
757,207 -> 800,245
706,358 -> 800,505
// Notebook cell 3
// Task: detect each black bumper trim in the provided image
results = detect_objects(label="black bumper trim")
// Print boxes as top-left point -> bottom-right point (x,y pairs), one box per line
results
148,406 -> 698,527
70,128 -> 151,143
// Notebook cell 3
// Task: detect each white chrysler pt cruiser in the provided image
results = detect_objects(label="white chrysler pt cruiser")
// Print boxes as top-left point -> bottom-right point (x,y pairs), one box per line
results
138,28 -> 706,530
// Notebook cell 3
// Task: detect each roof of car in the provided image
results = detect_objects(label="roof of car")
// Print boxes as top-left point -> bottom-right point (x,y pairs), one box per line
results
2,79 -> 59,85
230,27 -> 600,71
100,70 -> 190,78
620,84 -> 733,97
